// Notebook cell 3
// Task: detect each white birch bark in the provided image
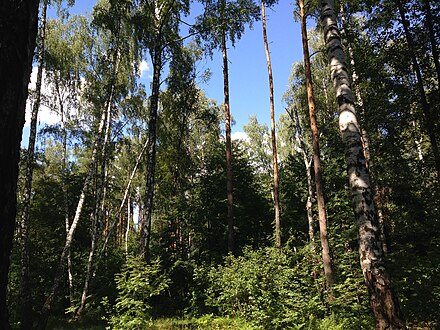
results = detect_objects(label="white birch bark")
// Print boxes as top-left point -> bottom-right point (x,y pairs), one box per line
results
321,1 -> 405,328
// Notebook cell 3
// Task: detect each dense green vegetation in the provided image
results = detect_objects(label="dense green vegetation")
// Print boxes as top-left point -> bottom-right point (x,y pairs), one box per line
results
3,0 -> 440,329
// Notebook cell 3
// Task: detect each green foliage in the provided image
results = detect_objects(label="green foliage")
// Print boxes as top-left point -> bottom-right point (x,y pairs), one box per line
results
191,246 -> 373,329
105,256 -> 170,329
151,315 -> 255,329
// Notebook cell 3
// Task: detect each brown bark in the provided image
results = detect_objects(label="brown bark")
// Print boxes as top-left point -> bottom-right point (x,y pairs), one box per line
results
0,1 -> 39,328
321,1 -> 406,328
300,0 -> 333,288
261,0 -> 281,252
395,0 -> 440,179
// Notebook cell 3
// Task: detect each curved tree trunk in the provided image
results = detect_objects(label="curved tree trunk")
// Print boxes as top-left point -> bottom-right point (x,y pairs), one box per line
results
0,1 -> 39,329
19,1 -> 48,328
300,0 -> 333,289
321,1 -> 406,328
261,0 -> 281,252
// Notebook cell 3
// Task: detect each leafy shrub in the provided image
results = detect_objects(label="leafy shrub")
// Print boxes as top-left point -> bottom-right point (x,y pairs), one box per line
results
104,256 -> 169,329
203,246 -> 326,329
198,245 -> 373,329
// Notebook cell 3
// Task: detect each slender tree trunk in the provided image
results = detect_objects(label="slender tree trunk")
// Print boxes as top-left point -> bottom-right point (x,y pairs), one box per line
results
261,0 -> 281,252
77,39 -> 120,316
141,40 -> 162,260
125,196 -> 131,256
38,94 -> 109,329
222,28 -> 235,255
297,113 -> 315,247
321,1 -> 405,328
422,0 -> 440,86
395,0 -> 440,179
0,2 -> 39,329
219,0 -> 234,255
300,0 -> 333,288
55,76 -> 75,307
99,137 -> 149,263
289,107 -> 315,247
19,1 -> 47,328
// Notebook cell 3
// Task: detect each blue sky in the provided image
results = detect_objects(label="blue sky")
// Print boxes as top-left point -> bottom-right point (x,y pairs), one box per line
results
24,1 -> 304,145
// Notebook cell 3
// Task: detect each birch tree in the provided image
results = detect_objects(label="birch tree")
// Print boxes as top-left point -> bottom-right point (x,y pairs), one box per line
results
135,0 -> 189,260
321,0 -> 405,328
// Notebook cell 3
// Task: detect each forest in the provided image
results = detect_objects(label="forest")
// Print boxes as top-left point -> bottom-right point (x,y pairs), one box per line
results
0,0 -> 439,329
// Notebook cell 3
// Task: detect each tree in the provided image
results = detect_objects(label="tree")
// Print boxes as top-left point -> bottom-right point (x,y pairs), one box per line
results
193,0 -> 260,255
321,0 -> 405,328
135,0 -> 189,260
19,1 -> 48,328
0,1 -> 39,328
261,0 -> 281,251
299,0 -> 333,288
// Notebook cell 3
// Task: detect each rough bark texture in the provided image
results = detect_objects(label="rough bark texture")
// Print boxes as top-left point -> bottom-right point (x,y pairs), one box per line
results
395,0 -> 440,179
321,1 -> 406,328
0,1 -> 39,328
300,0 -> 333,288
261,0 -> 281,252
19,1 -> 48,328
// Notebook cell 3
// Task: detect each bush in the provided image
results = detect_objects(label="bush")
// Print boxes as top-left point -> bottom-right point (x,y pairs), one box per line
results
104,256 -> 169,329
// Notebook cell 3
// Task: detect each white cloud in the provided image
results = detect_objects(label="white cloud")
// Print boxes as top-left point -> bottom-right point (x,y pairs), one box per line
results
139,60 -> 150,77
231,131 -> 249,142
25,66 -> 61,127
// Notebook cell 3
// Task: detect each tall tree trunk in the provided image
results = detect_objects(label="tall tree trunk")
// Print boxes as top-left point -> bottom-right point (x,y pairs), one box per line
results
321,1 -> 405,328
38,96 -> 109,329
395,0 -> 440,179
55,74 -> 75,307
77,43 -> 119,317
261,0 -> 281,252
0,1 -> 39,329
76,111 -> 111,318
19,1 -> 47,328
422,0 -> 440,87
219,0 -> 234,255
141,38 -> 162,259
300,0 -> 333,288
222,27 -> 235,255
340,2 -> 389,253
